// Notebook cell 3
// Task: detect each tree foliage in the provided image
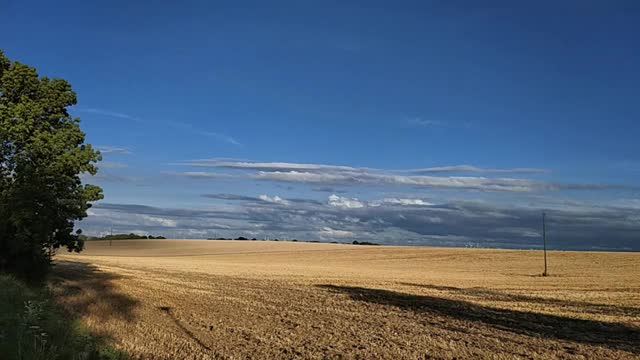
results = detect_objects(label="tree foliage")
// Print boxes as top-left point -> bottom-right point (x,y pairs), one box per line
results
0,50 -> 103,280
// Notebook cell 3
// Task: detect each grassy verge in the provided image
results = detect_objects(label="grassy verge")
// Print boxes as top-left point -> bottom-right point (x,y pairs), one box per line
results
0,274 -> 128,360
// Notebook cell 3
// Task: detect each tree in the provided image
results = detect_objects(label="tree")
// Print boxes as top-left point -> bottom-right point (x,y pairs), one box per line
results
0,50 -> 103,280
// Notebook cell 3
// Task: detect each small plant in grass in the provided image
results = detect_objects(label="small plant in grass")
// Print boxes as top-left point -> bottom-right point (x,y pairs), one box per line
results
0,275 -> 129,360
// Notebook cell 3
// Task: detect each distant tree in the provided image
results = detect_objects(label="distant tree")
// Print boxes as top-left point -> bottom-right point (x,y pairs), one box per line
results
101,233 -> 159,240
0,50 -> 103,280
352,241 -> 379,246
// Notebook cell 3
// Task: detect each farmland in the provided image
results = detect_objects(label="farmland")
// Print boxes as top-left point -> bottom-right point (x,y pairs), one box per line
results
53,240 -> 640,359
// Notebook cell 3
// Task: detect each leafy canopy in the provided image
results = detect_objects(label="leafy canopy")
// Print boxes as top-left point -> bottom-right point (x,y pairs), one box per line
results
0,50 -> 103,280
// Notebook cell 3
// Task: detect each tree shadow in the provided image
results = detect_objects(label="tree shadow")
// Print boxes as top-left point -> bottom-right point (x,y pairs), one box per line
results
399,282 -> 640,318
158,306 -> 212,351
318,285 -> 640,354
49,260 -> 139,322
0,266 -> 132,359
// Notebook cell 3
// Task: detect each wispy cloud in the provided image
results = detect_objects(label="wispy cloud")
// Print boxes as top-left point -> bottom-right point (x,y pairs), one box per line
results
312,187 -> 347,194
100,161 -> 128,169
177,159 -> 358,172
176,159 -> 546,175
79,107 -> 242,146
200,131 -> 242,146
96,146 -> 131,155
202,194 -> 259,201
252,171 -> 547,192
404,165 -> 549,175
173,159 -> 628,193
164,171 -> 236,179
407,118 -> 444,127
166,121 -> 242,146
76,107 -> 143,122
203,193 -> 290,206
81,172 -> 139,183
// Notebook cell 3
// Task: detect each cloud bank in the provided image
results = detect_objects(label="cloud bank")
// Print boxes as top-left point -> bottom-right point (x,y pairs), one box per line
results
78,193 -> 640,251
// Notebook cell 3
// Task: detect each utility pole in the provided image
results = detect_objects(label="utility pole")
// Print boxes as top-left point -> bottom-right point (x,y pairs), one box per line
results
542,211 -> 548,276
110,224 -> 113,247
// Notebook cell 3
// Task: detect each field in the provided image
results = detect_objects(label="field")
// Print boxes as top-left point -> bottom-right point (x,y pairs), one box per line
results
53,240 -> 640,359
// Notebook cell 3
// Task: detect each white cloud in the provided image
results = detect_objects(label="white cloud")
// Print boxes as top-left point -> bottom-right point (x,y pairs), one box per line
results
328,194 -> 365,209
377,198 -> 434,206
139,215 -> 177,228
319,227 -> 354,237
258,194 -> 290,205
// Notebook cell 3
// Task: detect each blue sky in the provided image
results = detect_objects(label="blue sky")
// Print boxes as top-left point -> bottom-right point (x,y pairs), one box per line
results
2,1 -> 639,249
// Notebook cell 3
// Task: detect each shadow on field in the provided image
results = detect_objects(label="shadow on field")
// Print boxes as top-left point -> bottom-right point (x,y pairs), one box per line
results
319,285 -> 640,354
400,283 -> 640,318
49,260 -> 139,322
1,273 -> 130,360
158,306 -> 212,351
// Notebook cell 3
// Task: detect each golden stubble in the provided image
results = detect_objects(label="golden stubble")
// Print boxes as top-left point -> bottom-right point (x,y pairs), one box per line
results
52,240 -> 640,359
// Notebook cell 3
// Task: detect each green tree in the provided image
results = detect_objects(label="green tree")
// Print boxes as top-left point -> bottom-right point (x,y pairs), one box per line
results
0,50 -> 103,280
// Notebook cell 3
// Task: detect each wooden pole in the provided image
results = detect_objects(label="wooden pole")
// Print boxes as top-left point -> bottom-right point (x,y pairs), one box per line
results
542,212 -> 548,276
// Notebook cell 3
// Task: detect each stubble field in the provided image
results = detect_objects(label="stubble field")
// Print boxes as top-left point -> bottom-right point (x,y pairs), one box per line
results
53,240 -> 640,359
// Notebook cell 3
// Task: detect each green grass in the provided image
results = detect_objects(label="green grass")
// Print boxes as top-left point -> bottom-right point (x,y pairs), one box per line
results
0,274 -> 128,360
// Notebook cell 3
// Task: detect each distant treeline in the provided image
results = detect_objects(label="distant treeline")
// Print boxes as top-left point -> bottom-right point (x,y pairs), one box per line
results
206,237 -> 379,246
81,233 -> 166,241
80,234 -> 380,245
352,241 -> 380,246
208,237 -> 272,241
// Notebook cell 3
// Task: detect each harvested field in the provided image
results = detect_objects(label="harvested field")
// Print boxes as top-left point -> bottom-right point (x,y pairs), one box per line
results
53,240 -> 640,359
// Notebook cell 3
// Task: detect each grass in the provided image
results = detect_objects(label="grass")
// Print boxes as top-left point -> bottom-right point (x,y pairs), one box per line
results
0,274 -> 128,360
53,239 -> 640,359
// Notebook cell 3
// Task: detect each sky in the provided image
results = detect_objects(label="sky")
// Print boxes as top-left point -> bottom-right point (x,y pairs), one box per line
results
2,1 -> 639,250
